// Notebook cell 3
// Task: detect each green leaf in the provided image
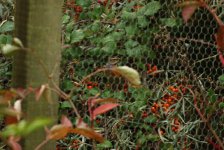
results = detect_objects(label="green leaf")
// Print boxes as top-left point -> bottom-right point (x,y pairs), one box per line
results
121,11 -> 137,20
218,75 -> 224,85
125,40 -> 139,49
71,30 -> 85,43
125,25 -> 137,36
219,102 -> 224,109
160,18 -> 177,27
89,88 -> 99,96
0,34 -> 12,45
102,41 -> 116,54
126,45 -> 142,57
75,0 -> 91,7
61,79 -> 73,91
146,134 -> 159,142
60,101 -> 72,109
0,21 -> 14,33
144,1 -> 161,16
97,140 -> 112,148
207,89 -> 217,103
66,21 -> 75,32
62,14 -> 70,24
88,5 -> 103,19
137,16 -> 148,28
25,118 -> 52,135
144,115 -> 157,123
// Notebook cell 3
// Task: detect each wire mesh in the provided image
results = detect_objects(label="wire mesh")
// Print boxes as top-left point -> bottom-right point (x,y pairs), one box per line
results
62,0 -> 224,149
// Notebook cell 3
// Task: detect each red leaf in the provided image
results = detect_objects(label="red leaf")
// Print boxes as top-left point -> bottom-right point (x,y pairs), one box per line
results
217,49 -> 224,67
91,98 -> 118,106
70,128 -> 105,143
92,103 -> 119,120
61,115 -> 73,127
4,116 -> 18,125
177,1 -> 200,23
216,25 -> 224,51
182,5 -> 197,23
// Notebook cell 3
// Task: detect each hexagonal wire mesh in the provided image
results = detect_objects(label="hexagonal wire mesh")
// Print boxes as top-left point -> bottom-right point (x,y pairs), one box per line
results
61,0 -> 224,149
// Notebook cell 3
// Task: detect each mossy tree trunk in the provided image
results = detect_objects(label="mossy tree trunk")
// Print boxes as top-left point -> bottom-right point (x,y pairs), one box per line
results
13,0 -> 63,149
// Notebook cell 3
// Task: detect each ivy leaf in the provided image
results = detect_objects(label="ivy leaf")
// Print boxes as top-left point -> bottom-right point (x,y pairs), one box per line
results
62,14 -> 70,24
218,75 -> 224,85
144,1 -> 161,16
0,34 -> 12,45
121,11 -> 137,20
207,89 -> 217,103
125,40 -> 139,49
219,102 -> 224,109
71,30 -> 85,43
137,16 -> 148,28
60,101 -> 72,109
160,18 -> 177,27
75,0 -> 91,7
0,21 -> 14,33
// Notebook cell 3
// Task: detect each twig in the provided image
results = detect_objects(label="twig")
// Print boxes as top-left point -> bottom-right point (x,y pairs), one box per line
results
174,37 -> 216,47
199,0 -> 224,26
188,89 -> 224,150
34,138 -> 50,150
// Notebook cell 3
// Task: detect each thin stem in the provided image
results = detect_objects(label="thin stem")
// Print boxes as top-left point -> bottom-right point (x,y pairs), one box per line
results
199,0 -> 224,26
188,89 -> 224,150
34,138 -> 50,150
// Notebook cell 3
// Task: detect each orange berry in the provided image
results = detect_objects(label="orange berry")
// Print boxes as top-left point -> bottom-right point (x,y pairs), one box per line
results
151,107 -> 156,113
167,99 -> 172,104
164,103 -> 170,108
87,85 -> 93,89
141,111 -> 148,118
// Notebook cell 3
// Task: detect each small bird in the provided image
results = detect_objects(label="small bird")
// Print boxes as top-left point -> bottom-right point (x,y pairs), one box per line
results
105,56 -> 120,68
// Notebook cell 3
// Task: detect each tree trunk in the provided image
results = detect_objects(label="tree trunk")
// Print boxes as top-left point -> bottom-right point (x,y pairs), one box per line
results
13,0 -> 63,149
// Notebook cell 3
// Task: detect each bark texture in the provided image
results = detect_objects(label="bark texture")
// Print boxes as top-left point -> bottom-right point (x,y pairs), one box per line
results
13,0 -> 63,149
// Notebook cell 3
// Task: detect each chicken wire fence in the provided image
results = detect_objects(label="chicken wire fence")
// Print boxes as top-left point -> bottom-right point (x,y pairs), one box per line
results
62,0 -> 222,149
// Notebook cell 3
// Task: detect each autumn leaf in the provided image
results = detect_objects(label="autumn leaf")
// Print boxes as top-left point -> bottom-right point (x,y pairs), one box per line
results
61,115 -> 73,127
216,25 -> 224,51
70,128 -> 105,143
76,118 -> 88,128
0,90 -> 17,104
177,1 -> 200,23
215,25 -> 224,67
47,124 -> 70,140
217,49 -> 224,67
92,103 -> 119,120
91,98 -> 118,106
111,66 -> 141,87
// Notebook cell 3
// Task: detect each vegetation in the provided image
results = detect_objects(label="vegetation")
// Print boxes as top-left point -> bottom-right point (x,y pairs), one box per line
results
0,0 -> 224,149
